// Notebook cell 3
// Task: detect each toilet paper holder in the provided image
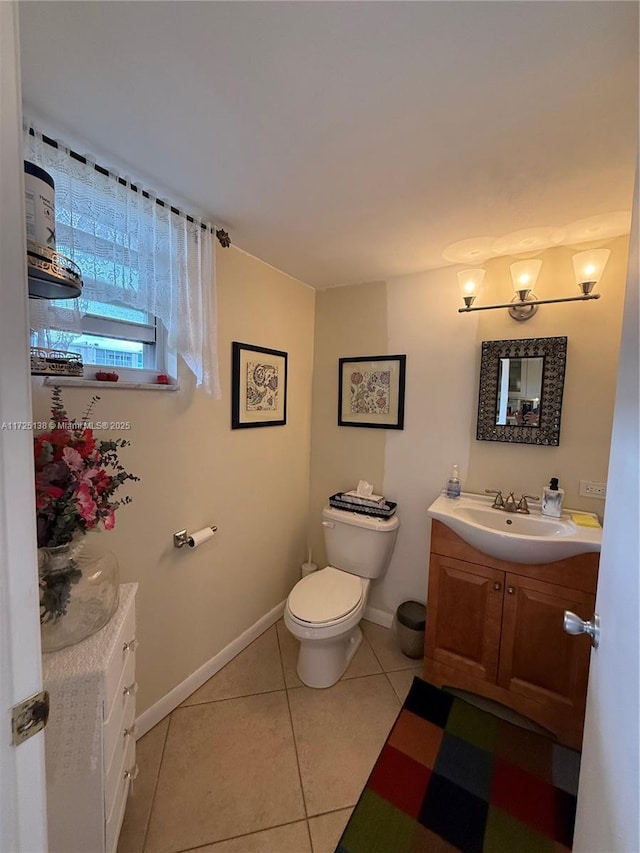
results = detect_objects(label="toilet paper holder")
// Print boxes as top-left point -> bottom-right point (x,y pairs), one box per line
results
173,526 -> 218,549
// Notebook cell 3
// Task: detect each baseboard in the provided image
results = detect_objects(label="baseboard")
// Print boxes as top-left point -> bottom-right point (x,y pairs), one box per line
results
135,599 -> 286,738
364,605 -> 394,629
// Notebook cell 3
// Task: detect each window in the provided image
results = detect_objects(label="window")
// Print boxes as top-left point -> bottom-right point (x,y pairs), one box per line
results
31,298 -> 165,379
25,121 -> 221,395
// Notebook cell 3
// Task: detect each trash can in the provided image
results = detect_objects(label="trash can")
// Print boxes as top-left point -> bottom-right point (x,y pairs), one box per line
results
394,600 -> 426,659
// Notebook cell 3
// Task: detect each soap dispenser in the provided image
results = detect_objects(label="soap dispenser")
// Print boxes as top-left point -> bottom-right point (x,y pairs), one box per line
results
446,465 -> 461,499
541,477 -> 565,518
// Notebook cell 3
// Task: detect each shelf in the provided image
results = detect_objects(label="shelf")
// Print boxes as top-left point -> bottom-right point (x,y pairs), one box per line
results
27,241 -> 83,299
40,377 -> 179,392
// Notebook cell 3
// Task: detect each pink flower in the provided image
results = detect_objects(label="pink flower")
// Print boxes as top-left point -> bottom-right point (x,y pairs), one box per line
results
104,507 -> 116,530
62,446 -> 84,472
75,481 -> 97,526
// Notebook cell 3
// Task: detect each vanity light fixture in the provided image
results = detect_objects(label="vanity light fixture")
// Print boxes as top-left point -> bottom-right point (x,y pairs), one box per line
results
457,249 -> 610,321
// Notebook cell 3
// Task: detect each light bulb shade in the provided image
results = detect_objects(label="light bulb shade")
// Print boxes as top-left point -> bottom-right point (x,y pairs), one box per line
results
510,259 -> 542,294
572,249 -> 610,288
457,268 -> 486,299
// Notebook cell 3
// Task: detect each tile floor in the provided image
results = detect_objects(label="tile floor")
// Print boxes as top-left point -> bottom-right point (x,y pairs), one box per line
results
117,619 -> 423,853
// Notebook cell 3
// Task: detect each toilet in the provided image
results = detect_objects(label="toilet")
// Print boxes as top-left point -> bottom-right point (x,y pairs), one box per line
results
284,506 -> 400,688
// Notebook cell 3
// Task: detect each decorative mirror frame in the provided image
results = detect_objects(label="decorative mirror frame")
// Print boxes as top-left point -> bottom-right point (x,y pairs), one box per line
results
476,336 -> 568,446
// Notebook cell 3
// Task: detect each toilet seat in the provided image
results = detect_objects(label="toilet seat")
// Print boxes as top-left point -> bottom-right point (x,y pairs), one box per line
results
288,566 -> 364,625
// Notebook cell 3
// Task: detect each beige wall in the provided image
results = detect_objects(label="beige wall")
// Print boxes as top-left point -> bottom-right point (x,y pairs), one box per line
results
377,266 -> 479,613
467,237 -> 628,512
32,246 -> 315,714
307,283 -> 387,569
309,236 -> 628,617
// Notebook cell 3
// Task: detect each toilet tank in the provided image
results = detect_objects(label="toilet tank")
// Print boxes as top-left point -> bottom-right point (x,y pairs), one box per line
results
322,506 -> 400,579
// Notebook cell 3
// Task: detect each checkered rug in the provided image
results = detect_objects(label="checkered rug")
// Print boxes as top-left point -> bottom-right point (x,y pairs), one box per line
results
337,677 -> 580,853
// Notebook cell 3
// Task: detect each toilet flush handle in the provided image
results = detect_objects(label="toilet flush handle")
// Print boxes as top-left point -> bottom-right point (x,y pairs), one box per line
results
322,521 -> 335,528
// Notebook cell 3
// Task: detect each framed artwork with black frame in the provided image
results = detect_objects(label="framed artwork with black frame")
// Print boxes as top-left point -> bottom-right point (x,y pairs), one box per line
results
338,354 -> 406,429
231,341 -> 288,429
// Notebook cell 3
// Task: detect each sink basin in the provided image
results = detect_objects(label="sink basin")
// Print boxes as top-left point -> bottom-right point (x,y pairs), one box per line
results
428,492 -> 601,564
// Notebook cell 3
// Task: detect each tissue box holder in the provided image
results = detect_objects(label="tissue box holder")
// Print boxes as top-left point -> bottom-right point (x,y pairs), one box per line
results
329,493 -> 397,518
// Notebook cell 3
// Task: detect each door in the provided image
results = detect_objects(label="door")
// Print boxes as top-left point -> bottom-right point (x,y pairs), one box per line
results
498,574 -> 593,713
425,555 -> 503,682
572,171 -> 639,851
0,4 -> 49,851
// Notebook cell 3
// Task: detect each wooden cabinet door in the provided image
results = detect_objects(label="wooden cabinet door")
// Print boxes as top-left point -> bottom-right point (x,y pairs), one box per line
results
425,556 -> 504,683
498,573 -> 595,713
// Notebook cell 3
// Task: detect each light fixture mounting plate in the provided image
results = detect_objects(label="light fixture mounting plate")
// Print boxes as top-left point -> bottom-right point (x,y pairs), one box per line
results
508,292 -> 538,322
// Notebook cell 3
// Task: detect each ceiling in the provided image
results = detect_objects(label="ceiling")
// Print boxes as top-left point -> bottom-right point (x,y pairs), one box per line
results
19,1 -> 639,289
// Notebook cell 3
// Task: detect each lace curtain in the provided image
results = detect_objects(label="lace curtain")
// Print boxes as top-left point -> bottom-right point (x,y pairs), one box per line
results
24,122 -> 221,397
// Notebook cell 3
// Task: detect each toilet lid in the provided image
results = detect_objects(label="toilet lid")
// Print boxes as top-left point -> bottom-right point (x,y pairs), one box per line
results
289,566 -> 363,623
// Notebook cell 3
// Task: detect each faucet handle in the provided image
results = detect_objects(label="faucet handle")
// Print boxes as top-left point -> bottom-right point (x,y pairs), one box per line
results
485,489 -> 504,508
517,494 -> 540,514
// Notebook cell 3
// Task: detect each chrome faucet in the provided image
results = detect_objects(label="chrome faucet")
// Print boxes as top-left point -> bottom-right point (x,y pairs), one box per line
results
486,489 -> 540,514
503,491 -> 518,512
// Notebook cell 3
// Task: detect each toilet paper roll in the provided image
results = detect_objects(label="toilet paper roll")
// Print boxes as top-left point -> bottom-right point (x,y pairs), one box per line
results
188,527 -> 216,548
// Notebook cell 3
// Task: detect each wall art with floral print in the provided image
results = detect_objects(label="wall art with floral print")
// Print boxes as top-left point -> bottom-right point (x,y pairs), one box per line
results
338,355 -> 406,429
232,342 -> 288,428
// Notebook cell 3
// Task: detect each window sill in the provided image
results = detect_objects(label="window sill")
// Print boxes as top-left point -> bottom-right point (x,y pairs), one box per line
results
40,376 -> 179,392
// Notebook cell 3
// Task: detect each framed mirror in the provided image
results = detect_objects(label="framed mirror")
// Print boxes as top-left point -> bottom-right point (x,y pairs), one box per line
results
477,336 -> 567,445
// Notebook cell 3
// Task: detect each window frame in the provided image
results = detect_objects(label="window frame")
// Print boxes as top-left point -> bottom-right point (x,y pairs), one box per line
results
33,311 -> 176,384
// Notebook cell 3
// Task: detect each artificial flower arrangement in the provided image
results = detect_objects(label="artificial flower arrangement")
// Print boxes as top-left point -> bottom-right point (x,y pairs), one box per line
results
35,386 -> 138,621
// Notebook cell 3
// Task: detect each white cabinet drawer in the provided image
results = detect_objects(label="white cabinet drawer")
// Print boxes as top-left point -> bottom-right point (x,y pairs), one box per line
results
103,650 -> 136,774
104,596 -> 137,714
104,691 -> 136,817
105,735 -> 136,853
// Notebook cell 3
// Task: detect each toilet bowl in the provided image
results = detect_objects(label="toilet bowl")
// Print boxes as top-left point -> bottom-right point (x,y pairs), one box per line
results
285,506 -> 399,688
284,566 -> 370,688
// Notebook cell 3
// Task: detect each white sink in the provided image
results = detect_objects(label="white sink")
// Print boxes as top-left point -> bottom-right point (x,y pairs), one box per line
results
428,492 -> 602,564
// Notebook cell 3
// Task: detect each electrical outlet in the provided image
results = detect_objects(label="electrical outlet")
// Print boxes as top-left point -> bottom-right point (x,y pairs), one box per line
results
579,480 -> 607,499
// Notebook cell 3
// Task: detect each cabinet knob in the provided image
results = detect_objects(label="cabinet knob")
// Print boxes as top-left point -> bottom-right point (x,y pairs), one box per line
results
123,682 -> 138,697
507,586 -> 515,595
493,582 -> 501,591
124,724 -> 137,738
123,638 -> 138,653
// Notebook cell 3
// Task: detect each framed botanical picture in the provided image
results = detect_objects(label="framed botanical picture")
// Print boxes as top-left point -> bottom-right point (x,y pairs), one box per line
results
232,342 -> 288,429
338,354 -> 406,429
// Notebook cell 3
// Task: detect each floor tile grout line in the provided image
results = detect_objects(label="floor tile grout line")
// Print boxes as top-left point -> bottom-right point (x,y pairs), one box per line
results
140,712 -> 173,853
275,620 -> 313,822
179,684 -> 285,709
382,669 -> 403,704
172,816 -> 312,853
361,625 -> 390,672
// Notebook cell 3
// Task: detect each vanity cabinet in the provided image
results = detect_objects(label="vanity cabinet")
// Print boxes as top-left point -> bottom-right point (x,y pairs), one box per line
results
424,522 -> 598,749
43,583 -> 138,853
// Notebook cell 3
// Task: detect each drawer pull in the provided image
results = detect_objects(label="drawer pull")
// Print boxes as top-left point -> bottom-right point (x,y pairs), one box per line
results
124,724 -> 137,738
123,638 -> 138,653
123,682 -> 138,697
124,763 -> 139,794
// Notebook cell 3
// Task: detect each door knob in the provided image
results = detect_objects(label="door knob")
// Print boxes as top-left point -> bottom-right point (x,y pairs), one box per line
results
564,610 -> 600,648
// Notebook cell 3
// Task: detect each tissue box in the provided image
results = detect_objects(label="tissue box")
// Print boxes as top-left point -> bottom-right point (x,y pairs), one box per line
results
328,493 -> 397,518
